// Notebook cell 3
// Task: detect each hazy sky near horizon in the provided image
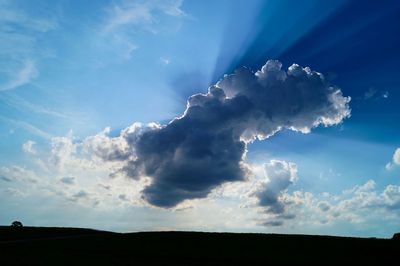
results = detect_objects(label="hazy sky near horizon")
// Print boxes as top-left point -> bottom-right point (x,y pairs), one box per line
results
1,0 -> 400,238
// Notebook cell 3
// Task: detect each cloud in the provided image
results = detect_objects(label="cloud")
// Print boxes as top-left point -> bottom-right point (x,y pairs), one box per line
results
0,165 -> 38,183
60,176 -> 75,185
0,60 -> 38,91
249,160 -> 298,226
364,87 -> 377,100
119,194 -> 128,201
104,0 -> 185,32
317,201 -> 331,212
0,175 -> 13,182
0,93 -> 75,120
386,148 -> 400,170
160,57 -> 171,65
393,149 -> 400,165
359,87 -> 389,101
383,185 -> 400,210
0,1 -> 57,91
4,60 -> 350,211
3,188 -> 25,197
0,1 -> 57,33
22,140 -> 36,154
261,220 -> 283,227
0,116 -> 52,139
97,0 -> 185,65
51,135 -> 77,170
93,60 -> 350,208
253,160 -> 297,214
264,179 -> 400,228
83,123 -> 160,163
72,190 -> 89,199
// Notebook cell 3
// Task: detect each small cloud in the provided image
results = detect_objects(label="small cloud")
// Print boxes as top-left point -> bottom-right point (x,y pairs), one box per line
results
98,183 -> 111,190
260,220 -> 283,227
343,179 -> 376,194
364,87 -> 377,100
317,201 -> 331,212
160,57 -> 171,65
72,190 -> 89,199
118,194 -> 128,201
104,0 -> 185,32
386,148 -> 400,170
382,91 -> 389,98
3,188 -> 25,197
0,117 -> 51,139
254,160 -> 298,214
0,60 -> 38,91
0,175 -> 13,182
22,140 -> 36,154
0,165 -> 38,183
60,176 -> 75,185
361,87 -> 390,101
356,180 -> 376,193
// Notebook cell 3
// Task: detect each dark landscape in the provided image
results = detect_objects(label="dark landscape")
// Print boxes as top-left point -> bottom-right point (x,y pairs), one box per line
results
1,226 -> 399,265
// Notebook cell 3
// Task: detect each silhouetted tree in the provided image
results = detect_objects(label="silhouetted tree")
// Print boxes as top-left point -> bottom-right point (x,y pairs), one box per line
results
11,221 -> 23,227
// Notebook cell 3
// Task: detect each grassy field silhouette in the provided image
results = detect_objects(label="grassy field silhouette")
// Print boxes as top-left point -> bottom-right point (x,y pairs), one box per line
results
1,226 -> 399,265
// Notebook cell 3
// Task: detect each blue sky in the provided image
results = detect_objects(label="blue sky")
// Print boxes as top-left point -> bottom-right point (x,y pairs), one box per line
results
0,0 -> 400,237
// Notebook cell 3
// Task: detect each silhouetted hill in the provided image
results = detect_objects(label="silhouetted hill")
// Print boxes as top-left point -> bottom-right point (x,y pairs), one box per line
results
0,226 -> 399,265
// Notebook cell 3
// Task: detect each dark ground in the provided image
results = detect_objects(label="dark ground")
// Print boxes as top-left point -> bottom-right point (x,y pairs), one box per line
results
0,226 -> 399,265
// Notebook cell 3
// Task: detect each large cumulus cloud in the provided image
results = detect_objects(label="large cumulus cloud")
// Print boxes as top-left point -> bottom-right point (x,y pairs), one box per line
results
90,60 -> 351,208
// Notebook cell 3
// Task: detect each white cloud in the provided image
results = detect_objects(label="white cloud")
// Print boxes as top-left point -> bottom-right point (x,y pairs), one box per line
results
22,140 -> 36,154
254,160 -> 297,212
364,87 -> 377,100
386,148 -> 400,170
317,201 -> 330,212
160,57 -> 171,65
3,130 -> 400,237
269,179 -> 400,227
104,0 -> 185,32
96,0 -> 186,64
0,0 -> 57,91
0,93 -> 74,120
382,91 -> 389,98
60,176 -> 76,185
0,116 -> 52,139
393,148 -> 400,165
0,60 -> 38,91
50,135 -> 77,171
247,160 -> 298,226
359,87 -> 390,101
0,165 -> 38,183
0,1 -> 57,33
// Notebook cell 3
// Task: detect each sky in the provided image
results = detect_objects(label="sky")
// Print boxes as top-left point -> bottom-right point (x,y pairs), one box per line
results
0,0 -> 400,238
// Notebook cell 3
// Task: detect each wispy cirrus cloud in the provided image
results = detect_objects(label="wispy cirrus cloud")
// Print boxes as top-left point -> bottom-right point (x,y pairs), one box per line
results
0,115 -> 52,139
0,0 -> 57,33
94,0 -> 186,63
104,0 -> 185,33
0,60 -> 38,91
0,0 -> 57,91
